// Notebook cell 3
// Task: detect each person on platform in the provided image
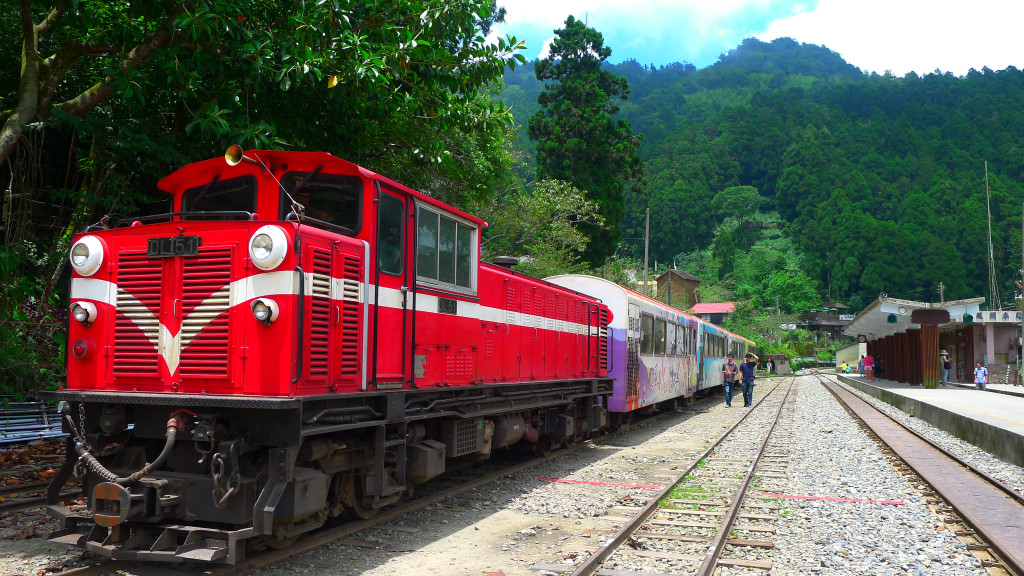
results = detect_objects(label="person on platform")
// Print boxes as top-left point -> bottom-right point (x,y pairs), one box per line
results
940,350 -> 951,385
841,362 -> 848,374
721,354 -> 739,407
739,352 -> 759,407
864,354 -> 874,381
974,361 -> 988,391
858,355 -> 865,376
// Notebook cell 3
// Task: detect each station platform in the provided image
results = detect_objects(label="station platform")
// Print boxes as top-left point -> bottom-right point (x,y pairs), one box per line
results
834,373 -> 1024,467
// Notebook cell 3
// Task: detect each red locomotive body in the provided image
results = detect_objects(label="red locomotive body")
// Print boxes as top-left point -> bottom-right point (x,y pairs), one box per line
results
47,150 -> 611,563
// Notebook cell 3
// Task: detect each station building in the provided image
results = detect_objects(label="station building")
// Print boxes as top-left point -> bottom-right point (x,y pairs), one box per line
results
843,295 -> 1023,386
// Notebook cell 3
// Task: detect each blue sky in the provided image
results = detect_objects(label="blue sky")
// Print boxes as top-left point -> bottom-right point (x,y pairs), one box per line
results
493,0 -> 1024,76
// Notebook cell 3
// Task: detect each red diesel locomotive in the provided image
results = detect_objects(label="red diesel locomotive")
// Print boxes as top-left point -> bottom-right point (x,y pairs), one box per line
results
46,148 -> 612,563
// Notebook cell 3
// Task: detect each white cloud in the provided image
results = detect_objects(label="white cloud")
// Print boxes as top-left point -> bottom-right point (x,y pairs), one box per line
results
757,0 -> 1024,75
496,0 -> 1024,73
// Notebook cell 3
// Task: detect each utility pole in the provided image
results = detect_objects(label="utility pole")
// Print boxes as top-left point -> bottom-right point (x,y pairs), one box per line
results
939,281 -> 945,303
643,208 -> 650,297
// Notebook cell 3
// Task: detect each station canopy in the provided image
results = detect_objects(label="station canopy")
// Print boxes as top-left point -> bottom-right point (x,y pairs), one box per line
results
843,295 -> 985,342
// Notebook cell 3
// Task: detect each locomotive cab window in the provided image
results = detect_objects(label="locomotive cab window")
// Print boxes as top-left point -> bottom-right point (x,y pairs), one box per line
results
377,191 -> 404,275
281,172 -> 362,234
180,175 -> 257,218
416,206 -> 476,292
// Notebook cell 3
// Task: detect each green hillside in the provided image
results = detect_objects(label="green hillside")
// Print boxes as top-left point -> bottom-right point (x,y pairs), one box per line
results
503,37 -> 1024,310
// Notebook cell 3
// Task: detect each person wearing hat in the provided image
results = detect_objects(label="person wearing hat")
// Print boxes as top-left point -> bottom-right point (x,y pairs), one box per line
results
738,352 -> 759,407
721,354 -> 739,407
940,350 -> 951,385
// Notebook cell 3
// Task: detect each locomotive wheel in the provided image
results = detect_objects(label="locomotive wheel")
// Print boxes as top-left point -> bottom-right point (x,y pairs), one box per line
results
342,470 -> 377,520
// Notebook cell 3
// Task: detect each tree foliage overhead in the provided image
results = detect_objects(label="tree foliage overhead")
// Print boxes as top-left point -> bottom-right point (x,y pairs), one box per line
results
0,0 -> 527,395
526,15 -> 643,267
2,0 -> 526,176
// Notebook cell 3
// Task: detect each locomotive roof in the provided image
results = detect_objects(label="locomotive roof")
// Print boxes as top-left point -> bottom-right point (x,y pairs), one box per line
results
157,149 -> 486,228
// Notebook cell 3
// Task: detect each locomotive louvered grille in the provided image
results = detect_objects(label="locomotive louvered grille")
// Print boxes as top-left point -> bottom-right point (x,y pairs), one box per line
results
505,286 -> 516,324
339,254 -> 362,376
308,248 -> 332,379
179,247 -> 232,377
446,350 -> 474,380
113,252 -> 162,376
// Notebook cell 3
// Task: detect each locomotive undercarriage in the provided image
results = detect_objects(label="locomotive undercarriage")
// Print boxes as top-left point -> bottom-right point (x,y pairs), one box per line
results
43,378 -> 611,564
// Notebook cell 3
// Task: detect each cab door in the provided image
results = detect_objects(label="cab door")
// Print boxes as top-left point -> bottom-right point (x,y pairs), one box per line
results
371,187 -> 411,388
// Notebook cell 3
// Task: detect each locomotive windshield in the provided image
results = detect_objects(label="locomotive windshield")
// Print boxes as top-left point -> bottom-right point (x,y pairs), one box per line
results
281,172 -> 362,233
181,175 -> 257,215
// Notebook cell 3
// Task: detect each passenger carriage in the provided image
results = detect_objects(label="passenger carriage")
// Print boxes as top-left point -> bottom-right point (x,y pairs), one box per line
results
544,276 -> 755,416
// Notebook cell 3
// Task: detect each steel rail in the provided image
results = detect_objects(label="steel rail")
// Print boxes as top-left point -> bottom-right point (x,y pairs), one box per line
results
694,376 -> 795,575
818,374 -> 1024,576
206,405 -> 692,576
568,375 -> 794,576
0,490 -> 80,514
825,374 -> 1024,508
45,560 -> 134,576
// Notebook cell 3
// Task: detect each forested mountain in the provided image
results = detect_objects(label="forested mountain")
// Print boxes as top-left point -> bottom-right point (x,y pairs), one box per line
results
503,37 -> 1024,310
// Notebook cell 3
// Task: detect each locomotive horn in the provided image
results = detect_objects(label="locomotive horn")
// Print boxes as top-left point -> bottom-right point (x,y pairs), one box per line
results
224,145 -> 265,170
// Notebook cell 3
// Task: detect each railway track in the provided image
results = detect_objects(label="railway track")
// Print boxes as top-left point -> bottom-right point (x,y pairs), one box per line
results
0,481 -> 80,515
817,373 -> 1024,576
35,399 -> 704,576
553,376 -> 795,576
200,411 -> 710,576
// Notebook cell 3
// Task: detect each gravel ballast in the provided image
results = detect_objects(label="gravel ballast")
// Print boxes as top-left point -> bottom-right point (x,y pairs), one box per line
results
2,374 -> 1020,576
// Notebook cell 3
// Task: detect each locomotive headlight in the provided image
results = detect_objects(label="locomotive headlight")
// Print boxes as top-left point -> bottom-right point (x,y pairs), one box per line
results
248,225 -> 288,270
251,298 -> 279,325
69,235 -> 104,276
70,301 -> 97,326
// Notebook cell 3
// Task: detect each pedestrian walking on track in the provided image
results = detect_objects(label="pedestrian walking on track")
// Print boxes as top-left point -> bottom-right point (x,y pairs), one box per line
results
721,354 -> 738,407
739,352 -> 759,407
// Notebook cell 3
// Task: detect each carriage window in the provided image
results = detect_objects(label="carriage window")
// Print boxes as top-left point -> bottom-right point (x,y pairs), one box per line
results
640,314 -> 654,355
667,323 -> 677,356
281,173 -> 362,233
181,175 -> 257,217
377,191 -> 404,275
654,318 -> 666,355
417,206 -> 476,291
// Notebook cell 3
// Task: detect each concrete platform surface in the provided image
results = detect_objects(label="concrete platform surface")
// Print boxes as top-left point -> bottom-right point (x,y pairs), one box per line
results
834,373 -> 1024,467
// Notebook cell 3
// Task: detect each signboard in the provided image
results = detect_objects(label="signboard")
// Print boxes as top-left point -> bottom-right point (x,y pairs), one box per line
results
910,309 -> 950,324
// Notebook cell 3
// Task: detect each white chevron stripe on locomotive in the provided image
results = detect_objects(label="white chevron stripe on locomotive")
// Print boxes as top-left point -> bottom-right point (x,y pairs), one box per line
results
70,272 -> 599,375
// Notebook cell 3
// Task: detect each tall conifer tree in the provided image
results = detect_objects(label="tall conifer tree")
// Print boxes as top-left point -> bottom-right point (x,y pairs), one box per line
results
527,16 -> 643,266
